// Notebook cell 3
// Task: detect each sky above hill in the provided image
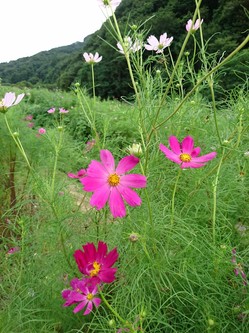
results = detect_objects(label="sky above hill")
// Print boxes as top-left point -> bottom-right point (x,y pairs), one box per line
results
0,0 -> 108,63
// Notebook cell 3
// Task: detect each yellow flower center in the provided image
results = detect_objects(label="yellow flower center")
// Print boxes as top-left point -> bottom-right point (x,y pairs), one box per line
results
89,261 -> 101,277
180,153 -> 191,162
108,173 -> 120,186
87,293 -> 94,301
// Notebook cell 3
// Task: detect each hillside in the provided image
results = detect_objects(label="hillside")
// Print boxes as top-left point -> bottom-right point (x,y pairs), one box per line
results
0,0 -> 248,98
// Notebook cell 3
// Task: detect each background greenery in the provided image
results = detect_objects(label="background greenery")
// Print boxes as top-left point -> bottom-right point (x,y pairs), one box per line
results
0,0 -> 248,98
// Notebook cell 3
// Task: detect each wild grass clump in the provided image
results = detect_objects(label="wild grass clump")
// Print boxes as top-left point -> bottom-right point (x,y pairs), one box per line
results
0,1 -> 249,332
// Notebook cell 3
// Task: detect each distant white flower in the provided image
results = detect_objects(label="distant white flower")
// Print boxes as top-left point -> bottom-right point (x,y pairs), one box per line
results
186,18 -> 203,32
144,33 -> 173,53
83,52 -> 102,64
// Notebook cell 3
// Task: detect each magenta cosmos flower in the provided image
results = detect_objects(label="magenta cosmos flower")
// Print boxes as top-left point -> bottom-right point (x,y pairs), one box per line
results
67,169 -> 86,179
159,136 -> 217,168
38,128 -> 46,135
186,18 -> 203,32
81,150 -> 147,218
0,92 -> 25,114
144,33 -> 173,53
74,241 -> 118,284
62,278 -> 101,315
83,52 -> 102,64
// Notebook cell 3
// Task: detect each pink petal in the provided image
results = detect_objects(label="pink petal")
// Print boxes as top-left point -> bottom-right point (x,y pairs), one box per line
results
102,247 -> 119,267
120,174 -> 147,188
73,300 -> 88,313
82,243 -> 97,263
119,186 -> 142,206
147,35 -> 158,48
74,249 -> 88,274
191,147 -> 201,157
116,155 -> 139,174
159,144 -> 181,164
169,136 -> 181,154
109,188 -> 126,218
81,176 -> 107,191
4,92 -> 15,107
67,172 -> 78,178
182,136 -> 194,154
99,267 -> 117,283
96,241 -> 108,261
191,152 -> 217,163
86,160 -> 109,178
90,185 -> 110,210
181,161 -> 205,169
100,150 -> 115,173
93,297 -> 101,308
83,301 -> 93,315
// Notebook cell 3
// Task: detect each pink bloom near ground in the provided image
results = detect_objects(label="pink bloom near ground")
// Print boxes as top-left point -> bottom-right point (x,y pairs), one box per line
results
81,150 -> 147,218
159,135 -> 217,168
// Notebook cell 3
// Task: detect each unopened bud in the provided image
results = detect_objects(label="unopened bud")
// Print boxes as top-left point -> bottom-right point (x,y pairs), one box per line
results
13,132 -> 19,137
129,232 -> 139,242
208,319 -> 215,326
108,319 -> 116,328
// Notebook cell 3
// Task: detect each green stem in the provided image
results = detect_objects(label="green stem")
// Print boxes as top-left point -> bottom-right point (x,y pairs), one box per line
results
91,63 -> 96,103
4,114 -> 31,169
212,149 -> 224,244
98,288 -> 135,332
171,168 -> 182,226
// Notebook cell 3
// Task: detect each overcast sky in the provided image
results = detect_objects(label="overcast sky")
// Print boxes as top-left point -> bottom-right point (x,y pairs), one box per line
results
0,0 -> 107,63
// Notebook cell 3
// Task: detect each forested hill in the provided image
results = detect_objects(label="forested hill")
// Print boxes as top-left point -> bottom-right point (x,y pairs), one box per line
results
0,0 -> 248,98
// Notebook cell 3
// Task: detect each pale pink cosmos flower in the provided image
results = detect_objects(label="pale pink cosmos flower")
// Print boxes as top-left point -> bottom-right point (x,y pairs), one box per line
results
0,92 -> 25,113
97,0 -> 121,10
62,277 -> 101,315
81,150 -> 147,218
47,107 -> 55,113
144,33 -> 173,53
67,169 -> 86,179
83,52 -> 102,64
186,18 -> 203,32
38,128 -> 46,135
27,122 -> 34,128
74,241 -> 118,284
159,136 -> 217,168
117,37 -> 142,54
59,108 -> 69,113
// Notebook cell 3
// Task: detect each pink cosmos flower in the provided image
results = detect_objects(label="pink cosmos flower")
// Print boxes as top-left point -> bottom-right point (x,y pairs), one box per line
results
67,169 -> 86,179
86,139 -> 96,152
159,136 -> 217,168
62,277 -> 101,315
186,18 -> 203,32
144,33 -> 173,53
80,150 -> 147,218
38,128 -> 46,135
27,122 -> 34,128
97,0 -> 121,10
0,92 -> 25,113
74,241 -> 118,284
83,52 -> 102,64
7,246 -> 20,254
25,115 -> 33,121
47,107 -> 55,113
59,108 -> 69,113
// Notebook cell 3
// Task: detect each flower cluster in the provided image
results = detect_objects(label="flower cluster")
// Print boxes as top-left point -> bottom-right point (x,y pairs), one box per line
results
62,241 -> 118,315
47,107 -> 69,114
